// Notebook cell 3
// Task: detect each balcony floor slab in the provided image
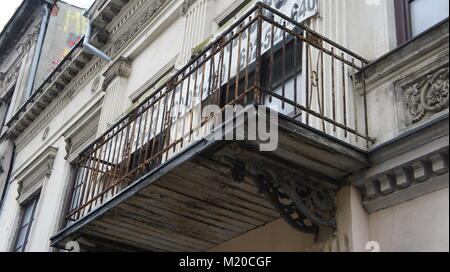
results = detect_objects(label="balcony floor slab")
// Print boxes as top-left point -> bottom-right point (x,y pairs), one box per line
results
51,110 -> 369,252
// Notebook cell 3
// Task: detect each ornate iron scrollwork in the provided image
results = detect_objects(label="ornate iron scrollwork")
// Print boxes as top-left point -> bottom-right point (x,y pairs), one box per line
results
231,160 -> 337,234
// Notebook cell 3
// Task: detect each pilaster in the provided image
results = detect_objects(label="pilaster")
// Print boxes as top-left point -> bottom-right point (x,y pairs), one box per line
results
177,0 -> 214,67
97,57 -> 132,135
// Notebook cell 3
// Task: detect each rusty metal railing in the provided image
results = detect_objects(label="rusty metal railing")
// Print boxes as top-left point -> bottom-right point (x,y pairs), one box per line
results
65,3 -> 373,222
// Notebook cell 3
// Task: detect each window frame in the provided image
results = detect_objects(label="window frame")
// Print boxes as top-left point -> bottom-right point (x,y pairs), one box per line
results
395,0 -> 449,45
395,0 -> 413,45
12,195 -> 40,252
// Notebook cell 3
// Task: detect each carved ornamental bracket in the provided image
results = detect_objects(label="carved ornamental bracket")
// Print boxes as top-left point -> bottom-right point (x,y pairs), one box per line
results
230,159 -> 338,234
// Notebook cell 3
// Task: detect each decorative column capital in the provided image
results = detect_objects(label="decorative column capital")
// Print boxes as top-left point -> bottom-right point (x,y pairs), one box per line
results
102,57 -> 132,91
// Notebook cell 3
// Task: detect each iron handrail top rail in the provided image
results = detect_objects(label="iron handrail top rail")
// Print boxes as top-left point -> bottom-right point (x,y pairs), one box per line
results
75,2 -> 370,159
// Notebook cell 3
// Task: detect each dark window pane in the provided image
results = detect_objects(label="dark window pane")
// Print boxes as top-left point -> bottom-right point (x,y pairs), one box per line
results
15,227 -> 28,250
21,204 -> 34,227
15,246 -> 23,252
13,197 -> 39,252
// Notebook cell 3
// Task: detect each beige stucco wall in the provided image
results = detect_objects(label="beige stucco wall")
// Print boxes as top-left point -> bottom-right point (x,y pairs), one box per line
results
369,187 -> 449,252
336,186 -> 370,252
125,13 -> 185,101
208,185 -> 449,252
208,219 -> 316,252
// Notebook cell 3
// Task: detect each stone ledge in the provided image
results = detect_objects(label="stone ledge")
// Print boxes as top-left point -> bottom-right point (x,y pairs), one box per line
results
364,173 -> 448,214
359,147 -> 448,213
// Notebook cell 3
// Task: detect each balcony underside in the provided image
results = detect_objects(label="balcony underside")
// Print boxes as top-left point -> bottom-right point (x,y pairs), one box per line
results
51,111 -> 369,252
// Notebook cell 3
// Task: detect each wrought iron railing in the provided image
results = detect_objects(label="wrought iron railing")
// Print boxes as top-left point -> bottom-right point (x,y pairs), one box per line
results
66,3 -> 372,222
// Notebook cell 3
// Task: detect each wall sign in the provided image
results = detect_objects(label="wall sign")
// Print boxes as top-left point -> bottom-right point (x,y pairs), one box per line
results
187,0 -> 318,100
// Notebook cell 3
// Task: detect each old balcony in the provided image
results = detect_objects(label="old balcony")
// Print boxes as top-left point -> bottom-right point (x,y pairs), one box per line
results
51,3 -> 372,252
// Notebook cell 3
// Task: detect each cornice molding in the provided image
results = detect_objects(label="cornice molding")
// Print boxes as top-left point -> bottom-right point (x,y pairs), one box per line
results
358,147 -> 449,213
110,0 -> 172,57
350,114 -> 449,213
14,56 -> 103,151
16,146 -> 58,204
7,0 -> 173,147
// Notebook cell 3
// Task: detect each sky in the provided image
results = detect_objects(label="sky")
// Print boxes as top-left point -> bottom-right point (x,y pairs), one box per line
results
0,0 -> 95,32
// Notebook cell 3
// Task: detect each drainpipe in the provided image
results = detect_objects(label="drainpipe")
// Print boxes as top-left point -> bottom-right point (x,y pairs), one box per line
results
24,2 -> 51,99
82,19 -> 111,63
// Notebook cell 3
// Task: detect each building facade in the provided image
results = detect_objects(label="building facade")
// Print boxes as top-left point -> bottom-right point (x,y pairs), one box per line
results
0,0 -> 448,252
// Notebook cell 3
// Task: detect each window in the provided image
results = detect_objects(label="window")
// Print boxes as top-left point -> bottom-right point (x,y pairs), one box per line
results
13,196 -> 40,252
395,0 -> 449,45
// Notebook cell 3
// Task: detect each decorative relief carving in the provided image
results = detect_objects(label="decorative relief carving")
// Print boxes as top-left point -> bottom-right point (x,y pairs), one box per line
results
404,67 -> 449,123
42,127 -> 50,141
4,64 -> 21,89
230,159 -> 337,234
91,76 -> 101,93
16,24 -> 40,55
111,0 -> 169,56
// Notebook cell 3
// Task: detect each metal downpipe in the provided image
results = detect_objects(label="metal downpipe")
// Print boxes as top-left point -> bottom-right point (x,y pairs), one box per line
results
24,3 -> 50,100
82,23 -> 111,63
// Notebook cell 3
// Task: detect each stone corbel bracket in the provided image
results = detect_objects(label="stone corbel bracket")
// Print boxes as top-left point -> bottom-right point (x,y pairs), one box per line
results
101,56 -> 132,91
360,148 -> 449,213
229,158 -> 338,234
